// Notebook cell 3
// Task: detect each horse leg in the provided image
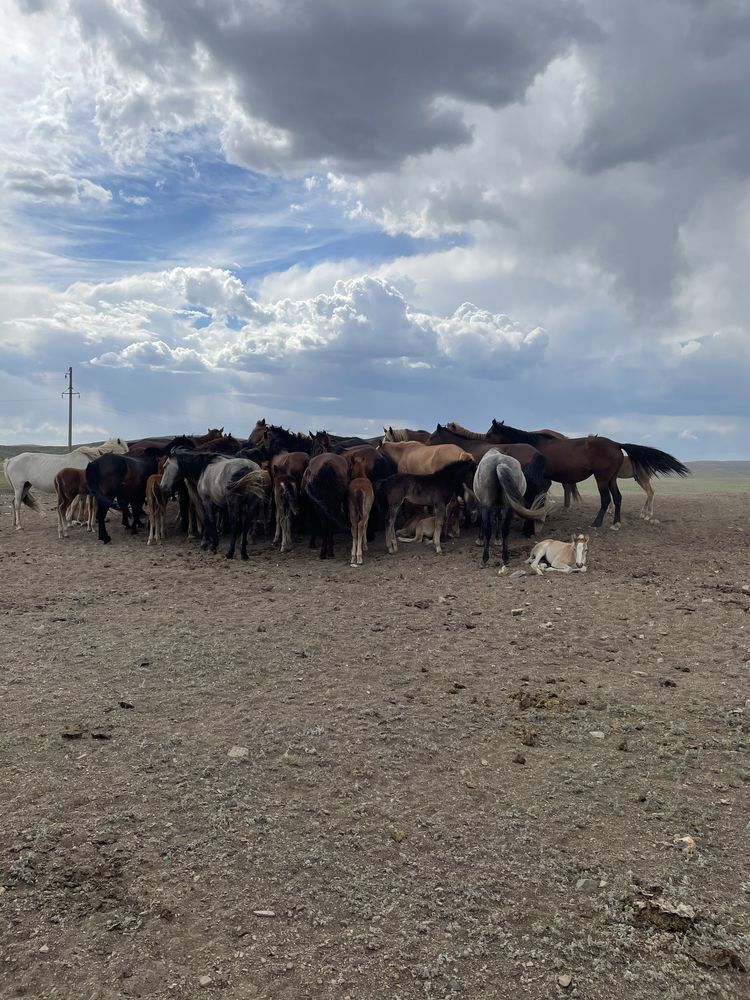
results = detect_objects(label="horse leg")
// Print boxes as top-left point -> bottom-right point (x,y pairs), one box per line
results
563,484 -> 573,508
319,517 -> 330,559
240,505 -> 252,560
358,517 -> 366,564
480,506 -> 492,566
386,499 -> 402,554
57,494 -> 70,539
97,499 -> 112,544
591,481 -> 611,528
178,483 -> 190,534
609,478 -> 623,530
498,504 -> 514,574
225,502 -> 240,560
130,494 -> 146,534
638,473 -> 656,522
12,486 -> 26,530
433,504 -> 445,555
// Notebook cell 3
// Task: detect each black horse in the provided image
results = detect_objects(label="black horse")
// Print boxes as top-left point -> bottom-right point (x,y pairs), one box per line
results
86,448 -> 161,544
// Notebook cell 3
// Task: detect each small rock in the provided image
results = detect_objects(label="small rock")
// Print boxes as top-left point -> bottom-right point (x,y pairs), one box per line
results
557,974 -> 572,989
39,945 -> 49,954
118,701 -> 134,710
511,608 -> 524,616
389,827 -> 408,843
589,731 -> 605,739
513,753 -> 526,765
61,726 -> 84,739
674,835 -> 696,852
198,975 -> 212,988
509,570 -> 526,579
227,746 -> 250,760
253,909 -> 276,918
617,739 -> 629,752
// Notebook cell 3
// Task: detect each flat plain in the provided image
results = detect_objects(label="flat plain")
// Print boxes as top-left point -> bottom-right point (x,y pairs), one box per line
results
1,478 -> 749,1000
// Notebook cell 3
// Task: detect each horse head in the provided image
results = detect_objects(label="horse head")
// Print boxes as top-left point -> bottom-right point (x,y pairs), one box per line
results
571,533 -> 589,568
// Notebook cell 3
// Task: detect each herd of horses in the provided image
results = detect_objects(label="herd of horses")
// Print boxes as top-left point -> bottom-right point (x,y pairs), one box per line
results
3,418 -> 689,571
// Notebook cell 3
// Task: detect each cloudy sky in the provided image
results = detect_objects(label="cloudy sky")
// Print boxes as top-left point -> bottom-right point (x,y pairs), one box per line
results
1,0 -> 748,457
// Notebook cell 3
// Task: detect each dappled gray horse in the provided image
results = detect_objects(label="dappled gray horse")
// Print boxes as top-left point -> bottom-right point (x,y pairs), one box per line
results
472,450 -> 550,573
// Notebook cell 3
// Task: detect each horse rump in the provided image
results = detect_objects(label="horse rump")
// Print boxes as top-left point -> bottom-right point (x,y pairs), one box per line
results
496,464 -> 549,520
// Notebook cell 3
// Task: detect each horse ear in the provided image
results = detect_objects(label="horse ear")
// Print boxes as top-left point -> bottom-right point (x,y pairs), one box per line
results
436,422 -> 443,431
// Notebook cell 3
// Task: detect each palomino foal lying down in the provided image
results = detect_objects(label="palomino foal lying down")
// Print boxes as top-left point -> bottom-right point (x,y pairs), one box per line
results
527,534 -> 589,575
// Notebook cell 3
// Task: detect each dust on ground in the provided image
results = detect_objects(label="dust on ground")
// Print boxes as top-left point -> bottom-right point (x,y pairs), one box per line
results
1,492 -> 749,999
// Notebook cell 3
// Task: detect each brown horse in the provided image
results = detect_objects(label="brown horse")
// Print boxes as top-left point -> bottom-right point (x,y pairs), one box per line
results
486,420 -> 688,529
347,455 -> 375,567
145,473 -> 169,544
302,453 -> 349,559
193,432 -> 244,454
271,452 -> 310,552
127,429 -> 222,456
378,440 -> 475,475
54,467 -> 95,539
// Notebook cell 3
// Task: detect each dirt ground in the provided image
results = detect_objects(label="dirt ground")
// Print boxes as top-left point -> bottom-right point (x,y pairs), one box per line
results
1,490 -> 749,1000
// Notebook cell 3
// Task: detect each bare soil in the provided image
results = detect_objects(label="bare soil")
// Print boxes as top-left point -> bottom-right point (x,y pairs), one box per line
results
1,492 -> 749,1000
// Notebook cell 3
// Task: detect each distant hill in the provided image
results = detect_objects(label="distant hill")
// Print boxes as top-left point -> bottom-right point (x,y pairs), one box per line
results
686,460 -> 750,479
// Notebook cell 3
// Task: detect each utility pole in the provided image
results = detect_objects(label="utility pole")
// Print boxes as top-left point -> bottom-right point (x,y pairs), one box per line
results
62,367 -> 80,449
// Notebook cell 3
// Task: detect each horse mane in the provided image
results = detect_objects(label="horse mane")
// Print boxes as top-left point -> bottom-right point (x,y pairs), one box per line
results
387,427 -> 410,442
445,421 -> 486,440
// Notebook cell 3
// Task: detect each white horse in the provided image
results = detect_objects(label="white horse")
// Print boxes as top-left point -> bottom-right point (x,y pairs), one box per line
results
4,437 -> 127,530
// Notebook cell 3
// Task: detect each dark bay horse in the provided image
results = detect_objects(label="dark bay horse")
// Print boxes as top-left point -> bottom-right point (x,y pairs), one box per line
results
86,449 -> 161,544
381,459 -> 476,555
302,453 -> 349,559
486,420 -> 688,529
266,425 -> 314,458
270,451 -> 310,552
193,432 -> 244,454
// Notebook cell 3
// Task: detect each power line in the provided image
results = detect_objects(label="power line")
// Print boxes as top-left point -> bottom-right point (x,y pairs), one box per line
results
0,397 -> 63,403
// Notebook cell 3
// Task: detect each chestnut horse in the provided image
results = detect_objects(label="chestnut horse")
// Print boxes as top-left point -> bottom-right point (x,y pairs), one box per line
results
347,455 -> 375,567
378,440 -> 475,475
54,467 -> 95,539
486,420 -> 688,529
271,451 -> 310,552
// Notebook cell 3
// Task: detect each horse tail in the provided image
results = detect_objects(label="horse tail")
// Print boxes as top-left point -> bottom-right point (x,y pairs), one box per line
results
498,465 -> 549,520
569,483 -> 582,503
229,468 -> 269,500
279,478 -> 299,516
304,462 -> 349,530
618,443 -> 689,481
